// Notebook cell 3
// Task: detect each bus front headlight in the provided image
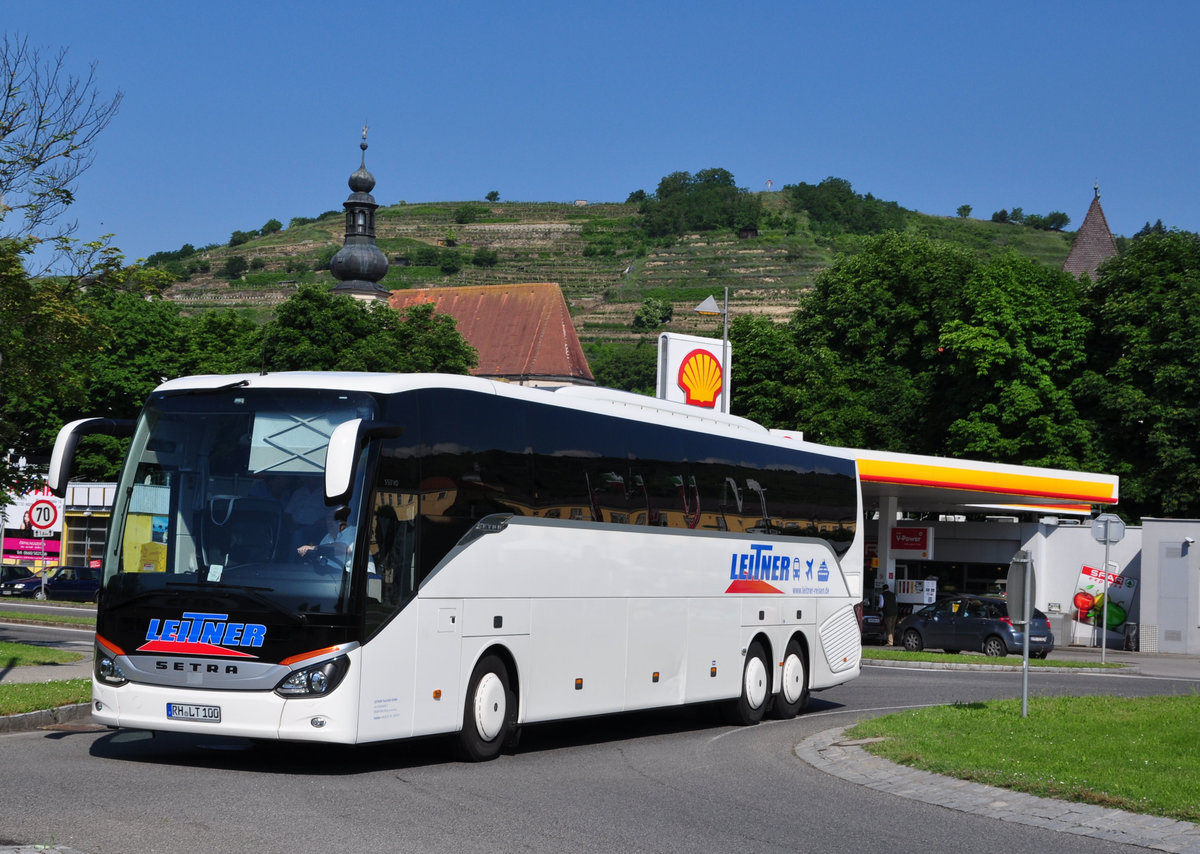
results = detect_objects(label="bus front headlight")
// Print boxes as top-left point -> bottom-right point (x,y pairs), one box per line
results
95,649 -> 128,686
274,656 -> 349,697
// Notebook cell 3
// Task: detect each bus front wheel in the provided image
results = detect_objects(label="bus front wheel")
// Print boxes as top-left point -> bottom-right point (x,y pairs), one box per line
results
724,641 -> 770,726
458,654 -> 517,762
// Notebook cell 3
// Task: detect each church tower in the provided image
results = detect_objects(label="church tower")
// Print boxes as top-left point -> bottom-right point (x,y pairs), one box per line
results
330,126 -> 390,301
1063,183 -> 1119,280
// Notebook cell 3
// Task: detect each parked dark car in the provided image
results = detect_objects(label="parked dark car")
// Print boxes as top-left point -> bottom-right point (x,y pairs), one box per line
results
897,595 -> 1054,658
0,565 -> 101,602
0,565 -> 35,585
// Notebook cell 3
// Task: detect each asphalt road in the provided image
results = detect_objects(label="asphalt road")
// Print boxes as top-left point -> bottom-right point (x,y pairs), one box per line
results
2,647 -> 1197,854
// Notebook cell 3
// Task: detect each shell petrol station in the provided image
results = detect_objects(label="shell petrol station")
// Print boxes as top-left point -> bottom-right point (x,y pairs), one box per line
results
659,328 -> 1199,656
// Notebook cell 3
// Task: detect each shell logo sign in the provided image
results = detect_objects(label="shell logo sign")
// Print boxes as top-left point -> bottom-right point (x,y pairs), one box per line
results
656,332 -> 732,410
677,349 -> 723,408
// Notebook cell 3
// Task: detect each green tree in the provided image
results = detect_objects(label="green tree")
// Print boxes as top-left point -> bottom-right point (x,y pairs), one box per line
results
784,177 -> 906,236
1135,219 -> 1167,238
938,253 -> 1094,469
453,205 -> 482,224
783,231 -> 978,450
471,247 -> 499,268
639,168 -> 761,238
957,205 -> 972,219
1075,230 -> 1200,518
728,314 -> 801,428
260,218 -> 283,235
631,297 -> 673,331
1044,211 -> 1070,231
412,245 -> 439,267
260,285 -> 476,374
9,263 -> 178,481
180,310 -> 263,376
223,255 -> 248,279
0,239 -> 89,492
0,35 -> 123,491
485,191 -> 500,203
583,340 -> 657,395
438,249 -> 462,275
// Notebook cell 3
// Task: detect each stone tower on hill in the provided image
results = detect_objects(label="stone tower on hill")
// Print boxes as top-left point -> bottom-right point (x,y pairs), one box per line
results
1063,184 -> 1119,279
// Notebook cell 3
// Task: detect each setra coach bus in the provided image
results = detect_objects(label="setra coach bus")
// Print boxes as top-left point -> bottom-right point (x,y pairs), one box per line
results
49,372 -> 864,760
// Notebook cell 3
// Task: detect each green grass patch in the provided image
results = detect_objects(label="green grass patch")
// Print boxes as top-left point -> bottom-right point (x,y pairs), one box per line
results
847,694 -> 1200,822
862,647 -> 1122,669
0,609 -> 95,627
0,641 -> 85,667
0,679 -> 90,716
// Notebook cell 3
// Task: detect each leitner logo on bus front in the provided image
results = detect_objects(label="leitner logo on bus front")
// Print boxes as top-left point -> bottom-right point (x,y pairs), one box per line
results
726,544 -> 830,594
137,611 -> 266,658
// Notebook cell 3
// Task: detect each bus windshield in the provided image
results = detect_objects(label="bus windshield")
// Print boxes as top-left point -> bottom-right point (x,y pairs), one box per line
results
105,386 -> 378,619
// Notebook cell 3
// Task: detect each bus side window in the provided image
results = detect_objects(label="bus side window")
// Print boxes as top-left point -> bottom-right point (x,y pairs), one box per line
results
370,494 -> 418,602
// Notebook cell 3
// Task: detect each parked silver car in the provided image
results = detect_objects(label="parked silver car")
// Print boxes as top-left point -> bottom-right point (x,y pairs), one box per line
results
897,595 -> 1054,658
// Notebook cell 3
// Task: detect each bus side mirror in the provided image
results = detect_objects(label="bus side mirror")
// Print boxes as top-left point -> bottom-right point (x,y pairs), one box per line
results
324,419 -> 406,506
48,418 -> 135,497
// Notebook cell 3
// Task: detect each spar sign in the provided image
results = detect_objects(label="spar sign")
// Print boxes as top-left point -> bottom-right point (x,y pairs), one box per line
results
1072,564 -> 1137,630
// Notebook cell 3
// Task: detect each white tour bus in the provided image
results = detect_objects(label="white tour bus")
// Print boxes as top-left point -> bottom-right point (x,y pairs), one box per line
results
50,372 -> 864,760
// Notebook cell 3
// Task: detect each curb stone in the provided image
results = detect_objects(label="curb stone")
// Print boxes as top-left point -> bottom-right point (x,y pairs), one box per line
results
0,703 -> 92,734
798,726 -> 1200,853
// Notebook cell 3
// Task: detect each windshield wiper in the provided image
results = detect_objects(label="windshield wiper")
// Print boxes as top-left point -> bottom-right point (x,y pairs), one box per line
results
159,378 -> 251,398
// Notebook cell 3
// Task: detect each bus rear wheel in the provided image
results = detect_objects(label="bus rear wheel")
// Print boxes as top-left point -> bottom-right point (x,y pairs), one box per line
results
724,641 -> 770,726
771,639 -> 808,719
458,654 -> 517,762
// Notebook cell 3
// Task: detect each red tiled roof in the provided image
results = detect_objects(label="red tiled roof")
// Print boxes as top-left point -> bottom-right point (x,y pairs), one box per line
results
1063,194 -> 1118,279
389,283 -> 594,383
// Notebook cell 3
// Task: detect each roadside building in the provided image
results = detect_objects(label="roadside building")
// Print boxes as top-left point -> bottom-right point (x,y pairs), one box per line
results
389,283 -> 594,388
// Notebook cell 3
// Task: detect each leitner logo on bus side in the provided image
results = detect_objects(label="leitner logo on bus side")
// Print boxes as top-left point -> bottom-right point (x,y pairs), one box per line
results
137,612 -> 266,658
726,544 -> 831,595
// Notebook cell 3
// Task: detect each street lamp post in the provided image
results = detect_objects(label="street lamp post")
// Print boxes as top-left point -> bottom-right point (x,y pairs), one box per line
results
694,286 -> 729,414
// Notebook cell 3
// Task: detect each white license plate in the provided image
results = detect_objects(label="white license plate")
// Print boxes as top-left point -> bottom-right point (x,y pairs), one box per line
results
167,703 -> 221,723
1031,636 -> 1047,643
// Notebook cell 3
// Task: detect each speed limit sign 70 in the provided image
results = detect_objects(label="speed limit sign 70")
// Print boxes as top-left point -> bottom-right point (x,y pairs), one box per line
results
28,498 -> 59,531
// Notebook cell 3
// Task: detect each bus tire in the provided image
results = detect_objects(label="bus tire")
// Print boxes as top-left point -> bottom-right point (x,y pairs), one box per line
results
724,640 -> 770,726
458,654 -> 516,762
771,639 -> 808,719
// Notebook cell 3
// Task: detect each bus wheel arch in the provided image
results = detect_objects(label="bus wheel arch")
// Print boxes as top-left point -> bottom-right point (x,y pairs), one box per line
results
457,647 -> 520,761
771,634 -> 809,719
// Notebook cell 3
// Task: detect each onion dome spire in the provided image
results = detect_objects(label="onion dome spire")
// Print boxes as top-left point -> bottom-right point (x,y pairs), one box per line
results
330,124 -> 390,300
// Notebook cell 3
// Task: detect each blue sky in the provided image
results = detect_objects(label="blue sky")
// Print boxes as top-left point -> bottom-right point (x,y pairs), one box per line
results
7,1 -> 1199,264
